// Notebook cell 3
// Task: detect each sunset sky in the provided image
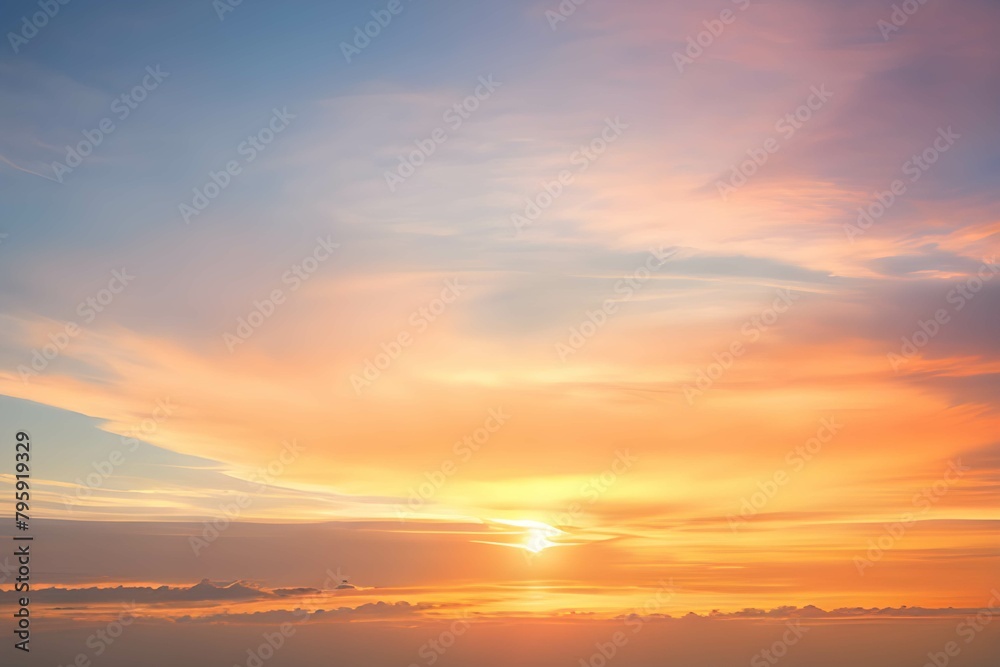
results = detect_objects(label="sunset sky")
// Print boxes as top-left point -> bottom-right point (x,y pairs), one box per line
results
1,0 -> 999,664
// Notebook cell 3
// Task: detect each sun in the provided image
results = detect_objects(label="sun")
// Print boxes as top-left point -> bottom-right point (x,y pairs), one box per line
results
524,524 -> 562,553
474,518 -> 567,554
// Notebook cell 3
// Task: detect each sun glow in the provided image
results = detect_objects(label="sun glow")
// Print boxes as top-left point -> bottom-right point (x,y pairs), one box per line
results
474,519 -> 566,553
524,524 -> 562,553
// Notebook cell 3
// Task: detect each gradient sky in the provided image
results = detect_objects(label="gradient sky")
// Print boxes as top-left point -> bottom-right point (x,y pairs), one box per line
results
1,0 -> 999,635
